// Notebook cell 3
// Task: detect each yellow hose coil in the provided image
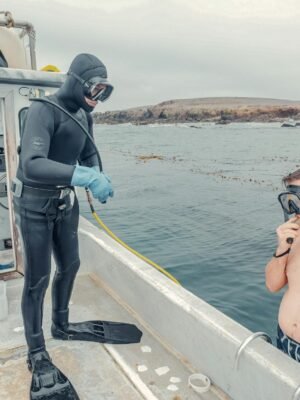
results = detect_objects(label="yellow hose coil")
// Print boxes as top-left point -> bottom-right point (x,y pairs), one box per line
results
85,190 -> 180,285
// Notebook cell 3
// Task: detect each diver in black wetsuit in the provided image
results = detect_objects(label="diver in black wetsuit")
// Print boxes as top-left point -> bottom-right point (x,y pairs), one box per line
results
12,53 -> 142,400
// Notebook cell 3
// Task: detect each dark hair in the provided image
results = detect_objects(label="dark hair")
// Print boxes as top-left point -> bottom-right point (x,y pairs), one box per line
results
282,169 -> 300,187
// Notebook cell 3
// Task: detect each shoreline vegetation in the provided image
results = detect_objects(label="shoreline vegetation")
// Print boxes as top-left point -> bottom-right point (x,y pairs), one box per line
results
93,97 -> 300,125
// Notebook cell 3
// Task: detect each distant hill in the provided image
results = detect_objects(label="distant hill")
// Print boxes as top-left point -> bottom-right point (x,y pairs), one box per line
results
93,97 -> 300,125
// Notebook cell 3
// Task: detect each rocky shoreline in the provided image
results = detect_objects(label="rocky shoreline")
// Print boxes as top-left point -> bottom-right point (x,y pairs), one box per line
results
93,97 -> 300,125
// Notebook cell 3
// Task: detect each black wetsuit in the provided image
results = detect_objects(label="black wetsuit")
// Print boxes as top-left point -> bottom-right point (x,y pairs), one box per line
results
13,54 -> 104,354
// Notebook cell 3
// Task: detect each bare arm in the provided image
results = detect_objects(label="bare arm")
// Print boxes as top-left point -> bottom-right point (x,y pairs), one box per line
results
265,253 -> 288,292
265,216 -> 300,292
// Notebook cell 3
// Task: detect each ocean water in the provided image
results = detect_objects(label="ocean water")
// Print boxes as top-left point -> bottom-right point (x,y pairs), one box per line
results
77,122 -> 300,342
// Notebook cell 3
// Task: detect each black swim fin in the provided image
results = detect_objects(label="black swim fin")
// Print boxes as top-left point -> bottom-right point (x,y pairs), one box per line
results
28,350 -> 80,400
51,320 -> 143,344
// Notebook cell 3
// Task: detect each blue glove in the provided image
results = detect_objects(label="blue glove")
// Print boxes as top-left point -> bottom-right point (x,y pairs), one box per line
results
71,166 -> 113,203
71,165 -> 98,187
89,172 -> 113,203
91,166 -> 114,199
103,173 -> 112,184
92,166 -> 111,182
91,166 -> 101,174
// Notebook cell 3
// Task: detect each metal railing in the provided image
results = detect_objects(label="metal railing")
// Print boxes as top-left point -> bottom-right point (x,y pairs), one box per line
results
234,331 -> 272,369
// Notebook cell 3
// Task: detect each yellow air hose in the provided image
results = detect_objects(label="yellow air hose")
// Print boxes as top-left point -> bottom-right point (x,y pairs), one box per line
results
85,189 -> 181,285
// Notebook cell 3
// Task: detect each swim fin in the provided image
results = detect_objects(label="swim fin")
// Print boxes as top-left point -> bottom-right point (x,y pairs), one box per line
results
28,350 -> 80,400
51,320 -> 143,344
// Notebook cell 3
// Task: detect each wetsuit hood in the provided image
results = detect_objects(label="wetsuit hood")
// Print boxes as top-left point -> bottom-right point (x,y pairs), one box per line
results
57,53 -> 111,113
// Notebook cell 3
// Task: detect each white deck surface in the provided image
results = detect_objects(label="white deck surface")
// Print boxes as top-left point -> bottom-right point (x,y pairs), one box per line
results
0,273 -> 225,400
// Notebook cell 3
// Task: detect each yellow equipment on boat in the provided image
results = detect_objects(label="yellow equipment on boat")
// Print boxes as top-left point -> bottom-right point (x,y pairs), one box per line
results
40,65 -> 61,72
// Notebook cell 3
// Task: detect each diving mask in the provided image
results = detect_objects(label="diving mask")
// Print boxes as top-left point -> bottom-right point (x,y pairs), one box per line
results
69,71 -> 114,102
278,185 -> 300,221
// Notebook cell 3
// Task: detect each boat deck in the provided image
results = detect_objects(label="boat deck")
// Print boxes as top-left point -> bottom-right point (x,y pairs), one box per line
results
0,273 -> 226,400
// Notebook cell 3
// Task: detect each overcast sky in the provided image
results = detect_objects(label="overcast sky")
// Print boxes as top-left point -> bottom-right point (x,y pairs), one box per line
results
2,0 -> 300,111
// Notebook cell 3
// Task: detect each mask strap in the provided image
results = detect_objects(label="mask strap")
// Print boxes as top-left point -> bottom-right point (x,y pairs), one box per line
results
68,71 -> 88,87
283,210 -> 290,222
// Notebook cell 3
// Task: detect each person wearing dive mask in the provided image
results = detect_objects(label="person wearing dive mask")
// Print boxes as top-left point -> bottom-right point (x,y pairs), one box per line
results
265,169 -> 300,363
12,53 -> 142,400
